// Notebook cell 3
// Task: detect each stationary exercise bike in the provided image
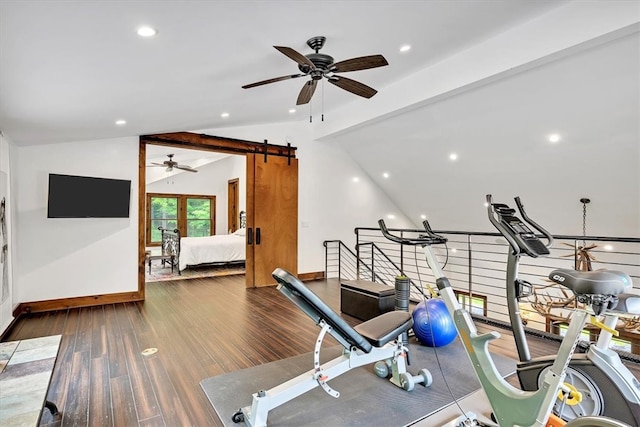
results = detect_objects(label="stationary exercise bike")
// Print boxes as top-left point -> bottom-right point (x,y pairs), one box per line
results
378,201 -> 635,427
487,195 -> 640,425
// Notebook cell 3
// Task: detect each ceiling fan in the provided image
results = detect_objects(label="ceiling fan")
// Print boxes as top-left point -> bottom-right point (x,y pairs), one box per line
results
148,154 -> 198,173
242,36 -> 388,105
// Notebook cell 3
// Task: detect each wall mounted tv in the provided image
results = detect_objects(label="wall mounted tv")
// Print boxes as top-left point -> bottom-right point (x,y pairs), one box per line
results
47,173 -> 132,218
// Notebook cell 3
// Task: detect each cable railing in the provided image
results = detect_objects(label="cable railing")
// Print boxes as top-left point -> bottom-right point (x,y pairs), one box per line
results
324,240 -> 376,283
324,227 -> 640,355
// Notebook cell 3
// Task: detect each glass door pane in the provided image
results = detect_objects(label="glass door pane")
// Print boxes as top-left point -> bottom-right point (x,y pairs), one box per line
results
186,198 -> 211,237
150,197 -> 178,242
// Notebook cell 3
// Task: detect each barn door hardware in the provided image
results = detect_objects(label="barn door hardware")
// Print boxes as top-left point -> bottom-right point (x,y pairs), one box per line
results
263,139 -> 268,163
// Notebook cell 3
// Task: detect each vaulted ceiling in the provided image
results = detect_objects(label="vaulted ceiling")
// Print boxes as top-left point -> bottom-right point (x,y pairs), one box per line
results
1,1 -> 638,235
1,0 -> 573,145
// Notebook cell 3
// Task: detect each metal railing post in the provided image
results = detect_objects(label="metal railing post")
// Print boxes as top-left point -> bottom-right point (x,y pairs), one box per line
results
468,234 -> 473,299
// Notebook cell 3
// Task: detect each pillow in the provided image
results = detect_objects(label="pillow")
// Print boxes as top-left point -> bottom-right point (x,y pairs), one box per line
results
233,228 -> 246,236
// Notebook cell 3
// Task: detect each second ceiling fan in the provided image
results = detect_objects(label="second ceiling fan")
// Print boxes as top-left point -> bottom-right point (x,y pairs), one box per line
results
148,154 -> 198,173
242,36 -> 388,105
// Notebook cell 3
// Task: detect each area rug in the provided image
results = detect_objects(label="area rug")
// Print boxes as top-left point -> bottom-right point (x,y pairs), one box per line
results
145,263 -> 245,282
201,339 -> 516,427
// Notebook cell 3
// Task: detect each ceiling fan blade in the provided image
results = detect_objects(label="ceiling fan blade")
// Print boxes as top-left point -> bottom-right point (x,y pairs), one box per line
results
296,80 -> 317,105
175,165 -> 198,173
242,73 -> 305,89
149,162 -> 167,167
274,46 -> 315,70
330,55 -> 388,73
328,76 -> 377,99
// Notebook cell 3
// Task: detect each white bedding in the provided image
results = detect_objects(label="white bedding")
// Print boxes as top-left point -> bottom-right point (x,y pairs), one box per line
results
179,231 -> 245,271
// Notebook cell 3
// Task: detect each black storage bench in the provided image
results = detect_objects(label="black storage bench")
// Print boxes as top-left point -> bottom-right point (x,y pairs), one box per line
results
340,280 -> 395,321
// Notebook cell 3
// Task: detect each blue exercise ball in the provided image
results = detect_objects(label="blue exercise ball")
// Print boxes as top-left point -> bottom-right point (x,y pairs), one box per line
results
412,299 -> 457,347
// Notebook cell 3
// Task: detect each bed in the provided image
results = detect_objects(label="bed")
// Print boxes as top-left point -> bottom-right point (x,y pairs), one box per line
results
158,211 -> 247,271
178,229 -> 246,271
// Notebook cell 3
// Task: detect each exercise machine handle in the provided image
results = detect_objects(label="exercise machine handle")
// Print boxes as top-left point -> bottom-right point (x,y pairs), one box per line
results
486,194 -> 552,258
514,197 -> 554,249
486,194 -> 521,255
378,219 -> 448,246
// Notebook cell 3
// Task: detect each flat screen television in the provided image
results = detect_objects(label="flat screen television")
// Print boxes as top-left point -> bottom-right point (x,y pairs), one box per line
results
47,173 -> 131,218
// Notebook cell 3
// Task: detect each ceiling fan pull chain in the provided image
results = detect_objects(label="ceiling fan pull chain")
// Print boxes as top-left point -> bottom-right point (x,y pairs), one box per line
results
322,79 -> 325,122
309,99 -> 312,123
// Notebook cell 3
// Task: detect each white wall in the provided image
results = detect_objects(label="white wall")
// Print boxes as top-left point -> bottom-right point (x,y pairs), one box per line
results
15,137 -> 139,303
0,134 -> 14,332
200,121 -> 415,274
6,84 -> 637,313
8,126 -> 406,312
146,155 -> 246,235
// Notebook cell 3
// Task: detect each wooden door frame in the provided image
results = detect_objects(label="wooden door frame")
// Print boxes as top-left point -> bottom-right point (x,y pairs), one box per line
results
227,178 -> 239,233
138,132 -> 297,299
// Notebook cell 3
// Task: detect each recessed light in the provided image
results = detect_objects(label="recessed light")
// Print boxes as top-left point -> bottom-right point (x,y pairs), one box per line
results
548,133 -> 561,143
449,153 -> 458,161
383,172 -> 389,178
400,45 -> 411,53
604,244 -> 613,251
115,119 -> 126,126
221,112 -> 230,118
420,214 -> 427,220
289,108 -> 296,114
352,177 -> 359,183
484,202 -> 489,207
451,248 -> 458,253
387,214 -> 396,219
137,26 -> 157,37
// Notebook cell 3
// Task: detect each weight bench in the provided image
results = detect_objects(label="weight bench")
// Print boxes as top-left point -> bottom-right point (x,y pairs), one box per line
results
232,268 -> 432,427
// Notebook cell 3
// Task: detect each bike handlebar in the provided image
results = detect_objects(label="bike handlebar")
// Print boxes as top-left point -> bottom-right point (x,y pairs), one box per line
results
378,219 -> 448,246
379,194 -> 551,254
486,194 -> 520,252
514,196 -> 554,249
486,194 -> 553,256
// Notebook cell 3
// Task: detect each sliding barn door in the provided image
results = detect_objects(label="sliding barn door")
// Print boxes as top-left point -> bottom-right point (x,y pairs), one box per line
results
246,153 -> 298,287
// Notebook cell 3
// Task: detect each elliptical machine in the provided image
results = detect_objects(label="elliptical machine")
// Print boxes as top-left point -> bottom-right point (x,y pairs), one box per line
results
487,195 -> 640,424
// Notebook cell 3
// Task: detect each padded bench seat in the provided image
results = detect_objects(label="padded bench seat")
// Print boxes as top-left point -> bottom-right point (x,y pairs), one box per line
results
354,310 -> 413,347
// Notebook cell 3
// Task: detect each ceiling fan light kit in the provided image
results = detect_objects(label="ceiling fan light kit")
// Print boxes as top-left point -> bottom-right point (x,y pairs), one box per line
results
242,36 -> 388,106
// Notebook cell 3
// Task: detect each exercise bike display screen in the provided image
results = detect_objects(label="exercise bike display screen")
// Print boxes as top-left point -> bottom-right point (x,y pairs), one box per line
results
507,220 -> 533,235
502,218 -> 549,256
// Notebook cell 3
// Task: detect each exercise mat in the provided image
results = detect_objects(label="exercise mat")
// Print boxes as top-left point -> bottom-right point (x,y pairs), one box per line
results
201,338 -> 516,427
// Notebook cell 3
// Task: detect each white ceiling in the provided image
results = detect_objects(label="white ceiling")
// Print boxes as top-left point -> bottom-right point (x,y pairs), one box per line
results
146,144 -> 229,165
145,145 -> 233,183
0,0 -> 569,145
333,30 -> 640,231
1,1 -> 638,235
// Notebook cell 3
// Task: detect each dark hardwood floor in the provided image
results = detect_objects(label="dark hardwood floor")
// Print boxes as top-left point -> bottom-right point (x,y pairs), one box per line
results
3,275 -> 639,426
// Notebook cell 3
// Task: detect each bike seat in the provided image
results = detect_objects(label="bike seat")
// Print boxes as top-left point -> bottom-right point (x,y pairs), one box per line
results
548,269 -> 631,296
